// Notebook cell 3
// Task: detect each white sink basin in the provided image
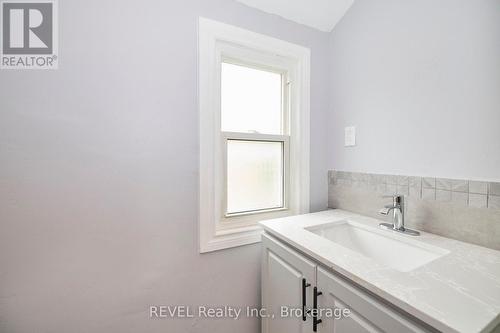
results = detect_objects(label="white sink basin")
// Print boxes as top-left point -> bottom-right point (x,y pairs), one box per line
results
305,220 -> 449,272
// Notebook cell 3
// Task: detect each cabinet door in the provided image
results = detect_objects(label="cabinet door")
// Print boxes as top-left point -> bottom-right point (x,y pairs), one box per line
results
316,267 -> 433,333
262,233 -> 316,333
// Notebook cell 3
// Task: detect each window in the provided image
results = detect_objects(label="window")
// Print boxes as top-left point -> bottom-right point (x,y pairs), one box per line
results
222,61 -> 288,216
199,18 -> 310,253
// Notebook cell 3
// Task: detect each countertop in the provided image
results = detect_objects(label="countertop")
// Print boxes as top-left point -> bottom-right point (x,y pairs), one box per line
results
259,209 -> 500,333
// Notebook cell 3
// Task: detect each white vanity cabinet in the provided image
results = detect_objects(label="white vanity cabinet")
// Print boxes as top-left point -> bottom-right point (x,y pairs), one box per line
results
262,233 -> 316,333
262,233 -> 435,333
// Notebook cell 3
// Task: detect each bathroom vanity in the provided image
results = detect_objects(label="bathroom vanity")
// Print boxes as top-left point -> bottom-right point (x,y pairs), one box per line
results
260,210 -> 500,333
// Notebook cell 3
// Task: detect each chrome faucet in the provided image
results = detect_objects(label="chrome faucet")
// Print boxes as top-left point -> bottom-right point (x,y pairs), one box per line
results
379,195 -> 420,236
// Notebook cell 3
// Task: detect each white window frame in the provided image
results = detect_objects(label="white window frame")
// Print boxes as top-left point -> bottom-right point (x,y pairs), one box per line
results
198,17 -> 310,253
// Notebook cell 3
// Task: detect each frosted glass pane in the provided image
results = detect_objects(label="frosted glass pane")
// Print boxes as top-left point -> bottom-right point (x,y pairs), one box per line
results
221,62 -> 282,135
226,140 -> 284,214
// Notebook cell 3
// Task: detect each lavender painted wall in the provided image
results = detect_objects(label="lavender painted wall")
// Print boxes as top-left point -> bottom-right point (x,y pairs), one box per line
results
0,0 -> 330,332
328,0 -> 500,182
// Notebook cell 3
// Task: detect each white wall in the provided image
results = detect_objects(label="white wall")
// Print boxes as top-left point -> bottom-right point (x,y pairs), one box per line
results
0,0 -> 330,332
328,0 -> 500,181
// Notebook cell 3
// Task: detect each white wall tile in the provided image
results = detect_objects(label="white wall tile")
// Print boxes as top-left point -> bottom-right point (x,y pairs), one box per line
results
488,195 -> 500,210
436,190 -> 452,202
469,181 -> 488,194
451,192 -> 468,206
469,194 -> 487,208
422,188 -> 436,200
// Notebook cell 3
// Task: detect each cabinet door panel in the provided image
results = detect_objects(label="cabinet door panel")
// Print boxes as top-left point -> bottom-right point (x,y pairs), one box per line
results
324,297 -> 383,333
317,267 -> 433,333
262,234 -> 316,333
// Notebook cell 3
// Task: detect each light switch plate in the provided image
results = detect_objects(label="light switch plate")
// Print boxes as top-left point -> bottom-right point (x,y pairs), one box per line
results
345,126 -> 356,147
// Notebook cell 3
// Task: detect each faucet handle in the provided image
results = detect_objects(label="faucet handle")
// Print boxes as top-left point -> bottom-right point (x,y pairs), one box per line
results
382,194 -> 404,205
379,207 -> 392,215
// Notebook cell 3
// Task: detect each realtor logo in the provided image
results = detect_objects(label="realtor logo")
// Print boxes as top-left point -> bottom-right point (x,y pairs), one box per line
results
1,0 -> 58,69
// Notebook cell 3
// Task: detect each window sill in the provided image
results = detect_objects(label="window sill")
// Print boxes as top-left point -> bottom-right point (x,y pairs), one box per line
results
224,206 -> 288,218
200,224 -> 263,253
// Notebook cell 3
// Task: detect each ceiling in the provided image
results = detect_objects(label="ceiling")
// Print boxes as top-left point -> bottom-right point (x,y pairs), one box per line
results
236,0 -> 354,32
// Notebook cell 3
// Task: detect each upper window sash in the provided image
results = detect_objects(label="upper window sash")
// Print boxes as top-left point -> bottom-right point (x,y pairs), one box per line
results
218,51 -> 292,135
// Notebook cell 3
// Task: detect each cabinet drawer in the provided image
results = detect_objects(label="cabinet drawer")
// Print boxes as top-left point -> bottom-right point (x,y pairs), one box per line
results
317,267 -> 435,333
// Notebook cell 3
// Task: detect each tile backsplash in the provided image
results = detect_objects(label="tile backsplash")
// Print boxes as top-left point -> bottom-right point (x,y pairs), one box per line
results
328,170 -> 500,250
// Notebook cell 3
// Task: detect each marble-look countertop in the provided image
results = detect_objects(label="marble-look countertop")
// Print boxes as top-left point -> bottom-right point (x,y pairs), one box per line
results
259,209 -> 500,333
